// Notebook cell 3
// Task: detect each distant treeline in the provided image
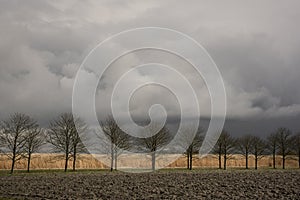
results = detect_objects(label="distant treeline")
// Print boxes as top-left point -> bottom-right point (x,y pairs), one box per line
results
0,113 -> 299,174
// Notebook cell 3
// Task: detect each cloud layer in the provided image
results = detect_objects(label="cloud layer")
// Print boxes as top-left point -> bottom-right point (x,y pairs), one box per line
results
0,0 -> 300,134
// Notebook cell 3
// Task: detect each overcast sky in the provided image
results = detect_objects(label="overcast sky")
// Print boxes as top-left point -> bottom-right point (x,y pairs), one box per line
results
0,0 -> 300,136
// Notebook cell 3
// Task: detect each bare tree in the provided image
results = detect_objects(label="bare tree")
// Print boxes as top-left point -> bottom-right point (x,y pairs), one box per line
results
237,135 -> 254,169
47,113 -> 86,172
291,133 -> 300,168
214,131 -> 236,170
267,132 -> 278,169
24,127 -> 45,172
70,117 -> 87,171
0,113 -> 37,174
251,136 -> 266,170
140,124 -> 171,171
276,127 -> 292,169
100,116 -> 131,171
184,128 -> 203,170
213,134 -> 223,169
113,130 -> 131,170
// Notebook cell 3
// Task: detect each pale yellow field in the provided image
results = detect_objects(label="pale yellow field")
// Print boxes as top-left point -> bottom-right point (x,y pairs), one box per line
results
0,153 -> 298,170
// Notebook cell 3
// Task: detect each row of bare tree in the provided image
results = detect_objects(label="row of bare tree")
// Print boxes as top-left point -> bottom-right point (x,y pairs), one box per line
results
0,113 -> 88,173
213,129 -> 300,170
100,116 -> 172,171
0,113 -> 44,173
0,113 -> 171,173
1,113 -> 300,173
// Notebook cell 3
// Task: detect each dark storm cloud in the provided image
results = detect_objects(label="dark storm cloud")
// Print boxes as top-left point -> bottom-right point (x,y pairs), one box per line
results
0,0 -> 299,135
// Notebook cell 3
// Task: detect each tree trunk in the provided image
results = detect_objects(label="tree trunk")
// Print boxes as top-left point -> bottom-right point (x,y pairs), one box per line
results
10,156 -> 15,174
245,152 -> 248,169
151,151 -> 156,171
11,143 -> 17,174
273,151 -> 276,169
64,143 -> 69,172
72,146 -> 77,171
110,151 -> 114,172
255,155 -> 258,170
27,153 -> 31,172
64,154 -> 68,172
186,152 -> 190,169
218,153 -> 222,169
282,155 -> 285,169
114,154 -> 117,171
72,154 -> 76,171
151,151 -> 155,171
189,152 -> 193,170
223,154 -> 227,170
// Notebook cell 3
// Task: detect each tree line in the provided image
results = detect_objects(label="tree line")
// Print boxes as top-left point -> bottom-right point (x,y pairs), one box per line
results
0,113 -> 88,173
213,128 -> 300,170
0,113 -> 300,173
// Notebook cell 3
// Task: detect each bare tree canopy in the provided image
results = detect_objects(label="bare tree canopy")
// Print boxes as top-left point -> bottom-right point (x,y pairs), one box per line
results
47,113 -> 87,172
214,130 -> 236,170
100,116 -> 131,171
251,136 -> 266,170
140,124 -> 171,171
237,135 -> 255,169
267,132 -> 279,169
24,127 -> 45,172
182,127 -> 203,170
291,133 -> 300,168
0,113 -> 38,174
213,133 -> 223,170
70,117 -> 88,171
276,127 -> 293,169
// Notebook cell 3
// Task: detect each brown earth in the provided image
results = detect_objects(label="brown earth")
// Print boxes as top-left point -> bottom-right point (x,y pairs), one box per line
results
0,170 -> 299,199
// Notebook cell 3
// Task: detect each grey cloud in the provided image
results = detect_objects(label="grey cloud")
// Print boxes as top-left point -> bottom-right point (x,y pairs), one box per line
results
0,0 -> 299,135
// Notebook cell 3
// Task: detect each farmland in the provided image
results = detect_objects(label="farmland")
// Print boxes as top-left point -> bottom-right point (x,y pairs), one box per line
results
0,153 -> 299,199
0,170 -> 299,199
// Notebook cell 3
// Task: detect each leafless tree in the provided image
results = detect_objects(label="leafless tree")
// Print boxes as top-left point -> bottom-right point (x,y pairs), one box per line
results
183,128 -> 203,170
113,130 -> 131,170
291,133 -> 300,168
0,113 -> 37,174
47,113 -> 86,172
100,116 -> 131,171
214,131 -> 236,170
140,124 -> 171,171
213,134 -> 223,169
237,135 -> 254,169
267,132 -> 279,169
24,127 -> 45,172
70,117 -> 87,171
276,127 -> 292,169
251,136 -> 266,169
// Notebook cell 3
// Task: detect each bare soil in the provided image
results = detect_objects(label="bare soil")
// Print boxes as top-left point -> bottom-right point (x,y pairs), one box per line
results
0,170 -> 299,199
